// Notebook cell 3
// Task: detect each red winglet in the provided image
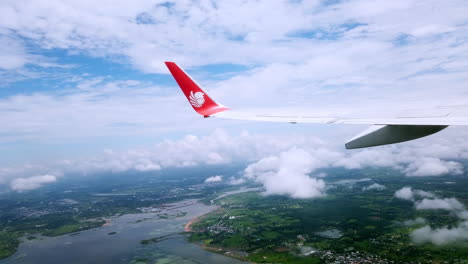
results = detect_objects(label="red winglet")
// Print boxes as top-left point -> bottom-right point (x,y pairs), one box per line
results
165,62 -> 230,117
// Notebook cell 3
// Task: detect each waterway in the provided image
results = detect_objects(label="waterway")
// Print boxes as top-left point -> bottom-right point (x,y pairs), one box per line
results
1,198 -> 248,264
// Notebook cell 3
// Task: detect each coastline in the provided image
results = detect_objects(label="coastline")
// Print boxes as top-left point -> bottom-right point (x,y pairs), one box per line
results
184,206 -> 220,232
184,217 -> 197,232
184,187 -> 261,234
102,219 -> 111,226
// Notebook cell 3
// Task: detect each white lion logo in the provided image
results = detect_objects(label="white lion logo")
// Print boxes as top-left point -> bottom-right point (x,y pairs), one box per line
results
189,91 -> 205,108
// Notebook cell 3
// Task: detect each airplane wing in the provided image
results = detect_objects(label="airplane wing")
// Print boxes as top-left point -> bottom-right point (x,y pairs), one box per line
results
165,62 -> 467,149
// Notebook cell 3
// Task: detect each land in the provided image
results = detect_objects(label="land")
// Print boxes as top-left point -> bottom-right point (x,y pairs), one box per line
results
188,167 -> 468,263
0,164 -> 243,259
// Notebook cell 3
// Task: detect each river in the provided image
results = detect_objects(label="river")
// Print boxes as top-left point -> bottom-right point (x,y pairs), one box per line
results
1,196 -> 250,264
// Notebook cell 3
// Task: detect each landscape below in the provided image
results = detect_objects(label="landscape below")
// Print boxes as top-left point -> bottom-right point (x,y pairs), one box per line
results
0,165 -> 467,263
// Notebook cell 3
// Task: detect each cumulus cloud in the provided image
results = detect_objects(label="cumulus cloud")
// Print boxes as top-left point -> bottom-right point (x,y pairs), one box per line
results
68,129 -> 310,174
244,148 -> 327,199
457,211 -> 468,221
415,190 -> 437,199
411,222 -> 468,246
228,177 -> 246,185
363,183 -> 385,191
395,187 -> 465,212
10,174 -> 57,191
133,162 -> 161,172
403,217 -> 427,226
397,186 -> 468,245
205,175 -> 223,183
404,158 -> 463,177
334,178 -> 372,185
394,187 -> 435,201
395,187 -> 416,200
415,198 -> 466,211
335,142 -> 467,178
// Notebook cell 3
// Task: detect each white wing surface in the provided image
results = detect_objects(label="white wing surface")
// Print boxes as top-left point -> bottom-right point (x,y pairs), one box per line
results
165,62 -> 467,149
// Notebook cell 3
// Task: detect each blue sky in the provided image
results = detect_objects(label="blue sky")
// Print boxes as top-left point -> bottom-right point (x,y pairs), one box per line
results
1,0 -> 468,193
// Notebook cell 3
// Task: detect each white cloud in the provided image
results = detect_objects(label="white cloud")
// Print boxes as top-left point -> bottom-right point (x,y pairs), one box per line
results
363,183 -> 385,191
394,187 -> 435,201
0,35 -> 27,70
0,31 -> 72,86
1,129 -> 331,191
411,222 -> 468,246
228,177 -> 246,185
457,211 -> 468,220
415,198 -> 466,211
394,187 -> 466,213
410,24 -> 454,37
205,175 -> 223,183
414,189 -> 436,199
403,217 -> 427,226
334,178 -> 372,185
397,185 -> 468,245
1,0 -> 467,81
410,203 -> 468,245
395,187 -> 415,200
2,128 -> 468,192
244,148 -> 327,199
404,157 -> 463,177
334,140 -> 468,178
10,174 -> 56,191
1,0 -> 467,113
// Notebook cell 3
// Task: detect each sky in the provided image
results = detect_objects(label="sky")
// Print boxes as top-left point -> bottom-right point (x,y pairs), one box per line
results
1,0 -> 468,189
2,0 -> 468,246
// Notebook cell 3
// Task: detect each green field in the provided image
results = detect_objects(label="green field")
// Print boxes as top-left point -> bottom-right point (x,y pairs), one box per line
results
189,169 -> 468,263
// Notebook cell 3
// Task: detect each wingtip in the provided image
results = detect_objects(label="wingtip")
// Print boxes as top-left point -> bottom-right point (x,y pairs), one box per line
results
164,61 -> 230,117
344,143 -> 354,150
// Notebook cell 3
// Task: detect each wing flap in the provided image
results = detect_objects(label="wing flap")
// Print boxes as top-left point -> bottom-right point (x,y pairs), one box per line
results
345,125 -> 448,149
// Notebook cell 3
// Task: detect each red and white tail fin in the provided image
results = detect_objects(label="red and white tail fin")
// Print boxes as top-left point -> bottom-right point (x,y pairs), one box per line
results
165,62 -> 229,117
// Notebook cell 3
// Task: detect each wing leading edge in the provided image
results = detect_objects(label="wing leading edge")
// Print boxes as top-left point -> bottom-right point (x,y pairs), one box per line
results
165,62 -> 465,149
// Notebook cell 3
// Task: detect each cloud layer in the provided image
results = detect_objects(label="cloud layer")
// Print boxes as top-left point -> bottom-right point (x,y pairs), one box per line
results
10,174 -> 57,192
415,198 -> 465,211
395,187 -> 468,245
362,183 -> 385,191
394,187 -> 435,201
1,128 -> 468,192
411,222 -> 468,246
205,175 -> 223,183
